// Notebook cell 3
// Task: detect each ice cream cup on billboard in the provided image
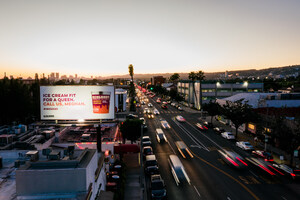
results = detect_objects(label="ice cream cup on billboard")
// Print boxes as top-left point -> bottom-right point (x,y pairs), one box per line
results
92,91 -> 111,114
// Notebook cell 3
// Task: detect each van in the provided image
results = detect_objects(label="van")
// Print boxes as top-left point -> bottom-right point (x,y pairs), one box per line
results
168,155 -> 190,186
156,128 -> 167,143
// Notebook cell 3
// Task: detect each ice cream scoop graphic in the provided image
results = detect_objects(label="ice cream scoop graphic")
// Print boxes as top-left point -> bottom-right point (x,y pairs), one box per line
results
92,91 -> 111,114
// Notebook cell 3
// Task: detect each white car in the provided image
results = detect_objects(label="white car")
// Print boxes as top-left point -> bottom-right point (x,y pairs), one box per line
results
143,108 -> 149,114
178,106 -> 183,111
236,141 -> 254,150
221,132 -> 235,140
161,120 -> 171,129
153,109 -> 160,115
171,102 -> 176,106
148,103 -> 153,107
175,115 -> 185,122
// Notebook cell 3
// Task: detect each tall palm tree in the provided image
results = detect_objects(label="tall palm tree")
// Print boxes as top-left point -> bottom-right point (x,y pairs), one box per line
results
188,70 -> 205,110
128,64 -> 134,81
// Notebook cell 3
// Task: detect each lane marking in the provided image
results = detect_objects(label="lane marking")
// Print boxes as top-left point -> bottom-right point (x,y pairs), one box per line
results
185,120 -> 223,150
281,196 -> 287,200
172,118 -> 210,152
192,153 -> 260,200
193,185 -> 201,198
249,170 -> 258,178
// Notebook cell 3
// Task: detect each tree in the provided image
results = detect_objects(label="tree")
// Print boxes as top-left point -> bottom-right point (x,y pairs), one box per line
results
188,71 -> 205,110
202,100 -> 221,125
119,119 -> 143,144
169,73 -> 180,85
128,64 -> 134,82
221,99 -> 254,139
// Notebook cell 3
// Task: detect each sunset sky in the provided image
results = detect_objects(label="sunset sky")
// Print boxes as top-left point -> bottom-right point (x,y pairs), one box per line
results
1,0 -> 300,78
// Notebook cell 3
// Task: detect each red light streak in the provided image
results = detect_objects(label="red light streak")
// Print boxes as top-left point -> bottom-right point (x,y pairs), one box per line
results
236,157 -> 248,166
259,165 -> 275,175
226,157 -> 239,167
268,165 -> 284,175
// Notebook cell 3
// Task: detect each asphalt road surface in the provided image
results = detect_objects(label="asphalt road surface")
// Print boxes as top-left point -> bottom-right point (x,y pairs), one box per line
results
136,94 -> 300,200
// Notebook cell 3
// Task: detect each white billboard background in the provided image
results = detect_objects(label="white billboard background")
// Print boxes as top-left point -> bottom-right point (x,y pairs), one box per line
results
40,86 -> 115,120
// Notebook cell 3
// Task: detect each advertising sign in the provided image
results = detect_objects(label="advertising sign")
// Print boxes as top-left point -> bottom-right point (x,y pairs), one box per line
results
40,86 -> 115,120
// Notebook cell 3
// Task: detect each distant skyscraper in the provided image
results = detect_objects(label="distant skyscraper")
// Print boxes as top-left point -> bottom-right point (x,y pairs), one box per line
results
225,71 -> 228,78
55,73 -> 59,80
75,74 -> 78,79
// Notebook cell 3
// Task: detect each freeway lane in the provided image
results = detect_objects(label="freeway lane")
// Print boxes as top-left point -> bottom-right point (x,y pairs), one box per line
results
143,94 -> 300,199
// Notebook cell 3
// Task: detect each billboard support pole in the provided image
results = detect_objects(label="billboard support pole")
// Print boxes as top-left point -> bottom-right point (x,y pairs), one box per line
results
97,119 -> 102,153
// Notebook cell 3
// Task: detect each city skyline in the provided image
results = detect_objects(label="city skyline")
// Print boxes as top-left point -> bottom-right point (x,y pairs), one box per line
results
1,0 -> 300,78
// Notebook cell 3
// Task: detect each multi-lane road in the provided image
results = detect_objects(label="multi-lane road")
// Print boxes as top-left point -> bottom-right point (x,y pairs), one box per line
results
136,94 -> 300,200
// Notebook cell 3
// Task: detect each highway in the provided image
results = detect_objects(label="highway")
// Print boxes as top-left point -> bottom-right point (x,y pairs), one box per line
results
137,94 -> 300,200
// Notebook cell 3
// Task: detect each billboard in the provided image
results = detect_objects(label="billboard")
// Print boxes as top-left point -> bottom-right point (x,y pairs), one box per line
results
40,86 -> 115,120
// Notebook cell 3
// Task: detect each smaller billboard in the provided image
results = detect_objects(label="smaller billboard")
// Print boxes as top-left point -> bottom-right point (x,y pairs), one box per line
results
40,86 -> 115,120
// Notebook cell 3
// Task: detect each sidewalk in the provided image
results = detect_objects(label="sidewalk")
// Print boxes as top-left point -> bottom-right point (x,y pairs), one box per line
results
123,153 -> 144,200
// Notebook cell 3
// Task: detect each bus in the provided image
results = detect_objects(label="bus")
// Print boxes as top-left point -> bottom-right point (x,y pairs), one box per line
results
168,155 -> 190,186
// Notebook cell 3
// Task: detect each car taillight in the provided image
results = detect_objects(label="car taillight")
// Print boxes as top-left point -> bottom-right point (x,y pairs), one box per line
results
259,165 -> 275,175
268,165 -> 284,175
204,126 -> 208,129
236,157 -> 248,166
291,173 -> 296,177
226,157 -> 239,167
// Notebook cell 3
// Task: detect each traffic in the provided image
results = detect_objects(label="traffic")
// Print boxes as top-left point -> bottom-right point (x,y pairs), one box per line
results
134,88 -> 300,200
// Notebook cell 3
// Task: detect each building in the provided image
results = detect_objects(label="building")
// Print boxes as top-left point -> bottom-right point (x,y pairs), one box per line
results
152,76 -> 166,86
177,80 -> 264,109
115,89 -> 127,112
16,148 -> 106,200
216,92 -> 300,134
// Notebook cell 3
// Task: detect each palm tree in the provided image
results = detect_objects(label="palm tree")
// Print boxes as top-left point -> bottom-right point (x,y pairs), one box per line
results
128,64 -> 134,81
169,73 -> 180,85
188,70 -> 205,110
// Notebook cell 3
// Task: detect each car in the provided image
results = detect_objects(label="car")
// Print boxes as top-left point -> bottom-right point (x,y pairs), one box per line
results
175,141 -> 193,159
221,132 -> 235,140
142,136 -> 151,143
175,104 -> 179,108
150,174 -> 167,199
141,101 -> 145,105
161,104 -> 167,109
148,103 -> 153,107
195,123 -> 208,131
140,117 -> 146,124
251,150 -> 273,162
218,149 -> 248,169
156,99 -> 161,104
144,108 -> 149,114
171,102 -> 176,106
177,106 -> 183,111
271,164 -> 300,179
213,127 -> 226,134
167,100 -> 171,104
153,109 -> 160,115
143,146 -> 153,157
160,120 -> 171,129
145,166 -> 160,176
156,128 -> 167,143
236,141 -> 254,151
148,112 -> 155,119
203,121 -> 213,128
246,157 -> 280,176
142,141 -> 152,147
136,103 -> 141,108
162,101 -> 167,104
126,114 -> 138,119
175,115 -> 185,122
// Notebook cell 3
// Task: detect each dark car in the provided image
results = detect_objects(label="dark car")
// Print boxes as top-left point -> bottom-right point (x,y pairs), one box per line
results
143,146 -> 153,157
161,104 -> 167,109
213,127 -> 226,134
271,164 -> 300,179
146,166 -> 160,176
196,123 -> 208,131
218,149 -> 248,169
203,121 -> 213,128
126,114 -> 138,119
150,174 -> 167,199
251,150 -> 273,162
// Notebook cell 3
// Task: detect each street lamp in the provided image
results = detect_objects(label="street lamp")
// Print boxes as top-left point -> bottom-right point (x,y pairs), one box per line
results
244,81 -> 248,92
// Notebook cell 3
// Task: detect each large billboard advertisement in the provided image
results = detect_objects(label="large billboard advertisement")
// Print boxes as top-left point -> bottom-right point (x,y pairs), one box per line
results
40,86 -> 115,120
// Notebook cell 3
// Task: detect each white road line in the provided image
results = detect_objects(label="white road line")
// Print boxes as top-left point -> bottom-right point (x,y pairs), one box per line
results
193,185 -> 201,197
186,121 -> 223,149
172,118 -> 209,152
227,197 -> 231,200
281,196 -> 287,200
249,170 -> 258,178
